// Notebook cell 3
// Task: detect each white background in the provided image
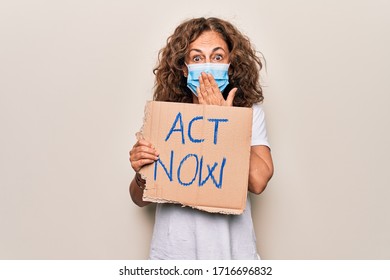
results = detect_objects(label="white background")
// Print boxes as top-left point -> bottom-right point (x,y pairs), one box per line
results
1,0 -> 389,259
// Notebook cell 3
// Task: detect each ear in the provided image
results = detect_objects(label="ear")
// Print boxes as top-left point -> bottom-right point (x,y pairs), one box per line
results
182,64 -> 188,77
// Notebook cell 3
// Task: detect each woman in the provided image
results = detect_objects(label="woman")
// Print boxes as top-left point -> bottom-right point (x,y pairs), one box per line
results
129,17 -> 274,259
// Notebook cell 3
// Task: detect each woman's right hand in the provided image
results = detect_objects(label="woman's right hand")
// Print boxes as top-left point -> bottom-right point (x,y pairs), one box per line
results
129,139 -> 159,172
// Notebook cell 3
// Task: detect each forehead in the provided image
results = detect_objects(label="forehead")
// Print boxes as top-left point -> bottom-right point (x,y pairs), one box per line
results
189,31 -> 228,51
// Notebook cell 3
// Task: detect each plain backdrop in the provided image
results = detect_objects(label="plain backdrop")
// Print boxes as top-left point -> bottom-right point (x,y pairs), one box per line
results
1,0 -> 389,259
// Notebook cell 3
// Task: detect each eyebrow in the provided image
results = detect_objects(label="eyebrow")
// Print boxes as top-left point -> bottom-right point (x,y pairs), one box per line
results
189,47 -> 226,54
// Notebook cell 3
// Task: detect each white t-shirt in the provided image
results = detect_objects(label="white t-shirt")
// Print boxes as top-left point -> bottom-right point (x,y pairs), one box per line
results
149,103 -> 270,260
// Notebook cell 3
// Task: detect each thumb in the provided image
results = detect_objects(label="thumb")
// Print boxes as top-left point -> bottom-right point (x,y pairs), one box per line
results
225,87 -> 237,106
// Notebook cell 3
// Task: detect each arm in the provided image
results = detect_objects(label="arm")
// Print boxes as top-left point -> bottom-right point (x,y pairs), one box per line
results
128,139 -> 159,207
248,145 -> 274,194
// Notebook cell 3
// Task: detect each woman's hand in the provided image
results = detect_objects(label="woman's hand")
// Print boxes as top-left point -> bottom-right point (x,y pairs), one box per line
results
197,72 -> 237,106
129,139 -> 159,172
129,139 -> 157,207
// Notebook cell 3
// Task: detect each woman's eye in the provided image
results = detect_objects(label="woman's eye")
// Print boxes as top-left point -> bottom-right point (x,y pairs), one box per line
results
214,54 -> 223,61
193,56 -> 202,62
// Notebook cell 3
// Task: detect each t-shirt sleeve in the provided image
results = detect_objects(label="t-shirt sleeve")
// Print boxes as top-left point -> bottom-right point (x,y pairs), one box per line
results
251,103 -> 270,148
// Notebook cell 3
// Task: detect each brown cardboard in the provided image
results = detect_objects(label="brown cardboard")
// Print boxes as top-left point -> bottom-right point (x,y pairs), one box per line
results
138,101 -> 252,215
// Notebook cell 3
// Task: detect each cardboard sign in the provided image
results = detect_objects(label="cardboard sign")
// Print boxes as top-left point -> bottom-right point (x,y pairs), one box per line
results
139,101 -> 252,215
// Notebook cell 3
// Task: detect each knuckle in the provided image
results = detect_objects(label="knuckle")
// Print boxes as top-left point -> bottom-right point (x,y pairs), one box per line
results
140,146 -> 148,152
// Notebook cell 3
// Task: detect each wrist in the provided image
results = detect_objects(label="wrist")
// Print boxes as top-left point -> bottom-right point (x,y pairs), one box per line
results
135,172 -> 146,190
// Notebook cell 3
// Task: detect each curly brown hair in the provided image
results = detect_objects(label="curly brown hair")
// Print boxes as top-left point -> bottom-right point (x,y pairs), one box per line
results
153,17 -> 264,108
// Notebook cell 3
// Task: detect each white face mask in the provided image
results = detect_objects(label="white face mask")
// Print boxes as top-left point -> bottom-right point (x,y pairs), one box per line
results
186,63 -> 230,95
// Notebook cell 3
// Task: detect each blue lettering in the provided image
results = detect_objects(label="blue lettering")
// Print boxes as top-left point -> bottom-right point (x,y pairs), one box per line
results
165,112 -> 185,144
188,116 -> 205,143
177,154 -> 199,186
207,118 -> 229,145
154,150 -> 174,181
154,151 -> 226,188
208,157 -> 227,188
199,157 -> 227,188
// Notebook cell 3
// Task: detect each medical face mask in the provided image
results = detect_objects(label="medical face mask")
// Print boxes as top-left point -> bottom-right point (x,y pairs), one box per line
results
186,63 -> 230,95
